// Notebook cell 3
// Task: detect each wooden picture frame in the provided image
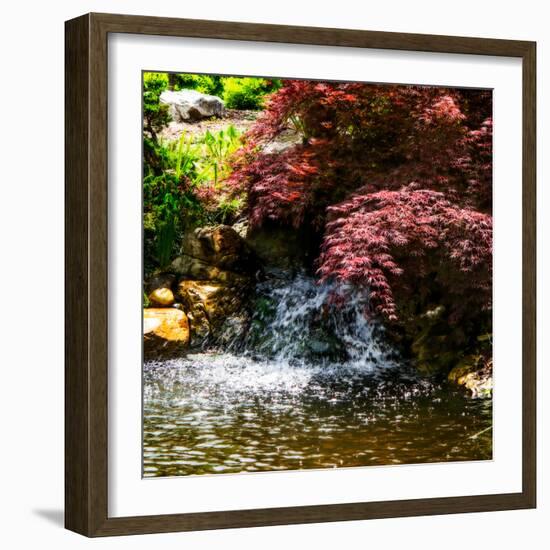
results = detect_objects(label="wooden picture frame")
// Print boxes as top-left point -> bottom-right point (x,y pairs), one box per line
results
65,12 -> 536,537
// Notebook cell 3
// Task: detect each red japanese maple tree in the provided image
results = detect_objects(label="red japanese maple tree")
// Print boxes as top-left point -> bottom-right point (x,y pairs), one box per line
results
317,188 -> 492,324
228,79 -> 492,341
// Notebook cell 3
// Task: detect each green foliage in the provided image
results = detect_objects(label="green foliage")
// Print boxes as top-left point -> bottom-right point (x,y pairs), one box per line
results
155,215 -> 177,268
199,125 -> 241,185
144,72 -> 169,87
143,125 -> 246,272
173,74 -> 224,96
143,72 -> 171,142
172,133 -> 200,181
143,171 -> 204,270
222,77 -> 281,110
144,136 -> 172,175
142,71 -> 278,272
168,73 -> 281,110
216,196 -> 245,224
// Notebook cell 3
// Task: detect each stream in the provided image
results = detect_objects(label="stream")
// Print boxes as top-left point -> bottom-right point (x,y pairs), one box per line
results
143,274 -> 492,477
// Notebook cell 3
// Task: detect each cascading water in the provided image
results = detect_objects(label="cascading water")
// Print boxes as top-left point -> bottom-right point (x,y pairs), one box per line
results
143,273 -> 492,477
243,273 -> 396,370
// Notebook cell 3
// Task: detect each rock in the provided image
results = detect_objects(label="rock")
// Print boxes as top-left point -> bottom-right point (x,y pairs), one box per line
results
143,308 -> 189,340
412,332 -> 461,375
146,273 -> 176,293
168,226 -> 254,344
160,89 -> 224,122
143,316 -> 162,334
405,305 -> 466,375
216,314 -> 250,347
302,328 -> 346,361
143,308 -> 189,358
448,356 -> 493,398
178,281 -> 225,315
183,303 -> 211,342
177,280 -> 246,343
232,219 -> 249,239
148,287 -> 175,307
246,224 -> 314,270
170,255 -> 249,285
170,225 -> 256,284
145,273 -> 176,306
261,128 -> 303,155
309,339 -> 330,354
181,225 -> 254,272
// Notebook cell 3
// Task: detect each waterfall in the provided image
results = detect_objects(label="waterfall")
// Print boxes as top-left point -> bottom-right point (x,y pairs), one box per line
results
145,273 -> 398,401
143,276 -> 492,479
243,272 -> 396,371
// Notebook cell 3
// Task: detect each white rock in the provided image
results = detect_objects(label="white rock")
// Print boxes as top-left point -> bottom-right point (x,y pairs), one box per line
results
160,89 -> 224,121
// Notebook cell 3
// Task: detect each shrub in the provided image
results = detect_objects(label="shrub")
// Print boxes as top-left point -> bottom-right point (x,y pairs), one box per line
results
198,125 -> 242,185
173,73 -> 224,96
143,72 -> 171,143
162,73 -> 282,110
230,80 -> 492,230
143,171 -> 206,270
227,79 -> 493,351
142,124 -> 247,271
317,188 -> 493,324
222,77 -> 281,110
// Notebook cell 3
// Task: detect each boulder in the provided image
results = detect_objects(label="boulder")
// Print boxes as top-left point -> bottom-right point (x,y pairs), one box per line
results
177,280 -> 246,343
148,287 -> 175,307
146,273 -> 176,293
261,128 -> 303,155
160,89 -> 224,122
183,303 -> 211,342
169,225 -> 256,284
411,332 -> 462,375
170,255 -> 249,285
145,273 -> 176,306
245,224 -> 314,270
143,316 -> 162,334
404,305 -> 466,375
215,314 -> 250,347
143,308 -> 189,359
181,225 -> 254,272
231,219 -> 249,239
166,226 -> 255,345
448,355 -> 493,398
179,280 -> 244,319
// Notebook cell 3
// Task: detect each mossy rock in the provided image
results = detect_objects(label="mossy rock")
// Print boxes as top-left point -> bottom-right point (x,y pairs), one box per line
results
448,355 -> 481,383
180,225 -> 255,273
407,304 -> 470,375
246,224 -> 316,270
448,355 -> 493,398
411,330 -> 462,375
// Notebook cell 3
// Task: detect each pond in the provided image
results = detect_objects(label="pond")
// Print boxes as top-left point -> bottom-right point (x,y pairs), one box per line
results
143,354 -> 492,477
143,274 -> 492,477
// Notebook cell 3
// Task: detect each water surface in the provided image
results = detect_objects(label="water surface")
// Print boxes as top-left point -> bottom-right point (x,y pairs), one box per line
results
143,274 -> 492,477
143,354 -> 492,477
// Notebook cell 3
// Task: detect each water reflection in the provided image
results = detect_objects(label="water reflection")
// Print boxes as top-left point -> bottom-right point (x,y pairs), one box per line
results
143,353 -> 492,477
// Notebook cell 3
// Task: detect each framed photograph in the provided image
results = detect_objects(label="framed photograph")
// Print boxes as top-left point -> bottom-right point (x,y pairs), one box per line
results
65,13 -> 536,537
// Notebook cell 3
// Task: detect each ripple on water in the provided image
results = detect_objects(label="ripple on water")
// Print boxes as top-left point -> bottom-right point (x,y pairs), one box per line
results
143,353 -> 492,477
